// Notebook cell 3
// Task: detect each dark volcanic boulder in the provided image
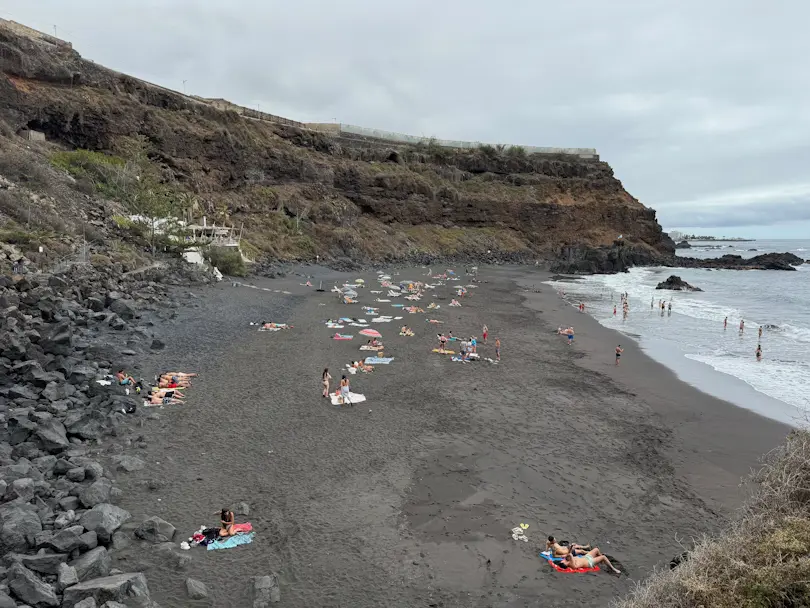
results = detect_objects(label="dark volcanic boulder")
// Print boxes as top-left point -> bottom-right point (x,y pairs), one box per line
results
656,275 -> 702,291
7,562 -> 59,607
35,418 -> 70,452
40,320 -> 73,356
108,298 -> 138,320
252,573 -> 282,605
674,240 -> 691,249
69,546 -> 111,581
1,505 -> 42,552
79,504 -> 131,544
61,572 -> 150,607
134,516 -> 176,543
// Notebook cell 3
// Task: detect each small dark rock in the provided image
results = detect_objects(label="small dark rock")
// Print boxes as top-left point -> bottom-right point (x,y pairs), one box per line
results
134,517 -> 176,544
185,578 -> 208,600
655,275 -> 702,291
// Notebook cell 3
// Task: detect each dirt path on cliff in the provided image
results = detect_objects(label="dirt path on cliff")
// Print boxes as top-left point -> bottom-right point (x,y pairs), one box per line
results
108,266 -> 787,607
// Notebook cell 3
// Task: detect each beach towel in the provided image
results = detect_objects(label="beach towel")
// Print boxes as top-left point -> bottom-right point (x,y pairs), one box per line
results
364,356 -> 394,364
333,334 -> 353,340
540,551 -> 600,573
375,299 -> 391,303
432,349 -> 455,354
258,327 -> 282,332
391,304 -> 404,308
207,532 -> 255,551
331,392 -> 366,405
350,323 -> 369,327
360,345 -> 384,351
326,323 -> 344,329
372,317 -> 393,322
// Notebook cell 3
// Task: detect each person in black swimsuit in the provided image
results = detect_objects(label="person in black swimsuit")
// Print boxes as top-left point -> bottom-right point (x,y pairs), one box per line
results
220,508 -> 235,536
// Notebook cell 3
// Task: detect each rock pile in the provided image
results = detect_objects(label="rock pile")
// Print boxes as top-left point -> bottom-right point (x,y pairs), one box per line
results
0,260 -> 214,607
656,275 -> 703,291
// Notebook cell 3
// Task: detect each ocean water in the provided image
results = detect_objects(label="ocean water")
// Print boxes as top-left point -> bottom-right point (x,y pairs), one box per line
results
547,239 -> 810,425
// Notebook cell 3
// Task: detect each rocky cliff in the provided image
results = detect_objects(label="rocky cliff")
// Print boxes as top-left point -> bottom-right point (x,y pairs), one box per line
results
0,25 -> 674,270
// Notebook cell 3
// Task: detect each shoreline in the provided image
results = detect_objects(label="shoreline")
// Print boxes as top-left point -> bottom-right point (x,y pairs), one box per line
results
102,264 -> 790,607
516,269 -> 790,509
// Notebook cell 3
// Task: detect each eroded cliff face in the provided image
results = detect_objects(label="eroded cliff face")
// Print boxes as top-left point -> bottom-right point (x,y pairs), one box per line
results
0,27 -> 674,268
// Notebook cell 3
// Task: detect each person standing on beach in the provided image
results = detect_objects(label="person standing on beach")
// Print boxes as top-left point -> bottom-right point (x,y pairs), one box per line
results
613,305 -> 617,316
758,326 -> 763,339
615,344 -> 623,365
322,368 -> 332,398
339,375 -> 351,405
740,319 -> 745,333
724,316 -> 728,330
495,338 -> 501,361
756,344 -> 762,361
482,325 -> 489,343
651,296 -> 654,309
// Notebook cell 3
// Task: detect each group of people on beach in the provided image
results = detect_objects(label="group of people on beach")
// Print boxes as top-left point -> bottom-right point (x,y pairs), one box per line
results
115,370 -> 196,406
546,536 -> 622,574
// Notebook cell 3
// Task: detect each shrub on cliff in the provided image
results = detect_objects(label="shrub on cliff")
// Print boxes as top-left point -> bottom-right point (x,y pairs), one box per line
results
614,430 -> 810,608
50,149 -> 138,200
206,246 -> 246,276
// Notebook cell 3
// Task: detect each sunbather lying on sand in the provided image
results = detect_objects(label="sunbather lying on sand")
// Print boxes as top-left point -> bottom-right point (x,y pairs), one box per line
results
400,326 -> 414,336
261,321 -> 292,329
350,360 -> 374,372
561,549 -> 621,574
157,375 -> 191,388
150,387 -> 186,398
546,536 -> 591,557
146,391 -> 185,405
162,371 -> 197,379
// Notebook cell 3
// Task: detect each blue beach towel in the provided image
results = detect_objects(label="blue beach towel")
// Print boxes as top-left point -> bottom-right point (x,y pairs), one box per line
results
540,550 -> 564,563
364,356 -> 394,364
207,532 -> 255,551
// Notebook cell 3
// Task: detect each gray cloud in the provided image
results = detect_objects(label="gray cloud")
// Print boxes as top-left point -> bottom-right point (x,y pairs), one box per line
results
5,0 -> 810,236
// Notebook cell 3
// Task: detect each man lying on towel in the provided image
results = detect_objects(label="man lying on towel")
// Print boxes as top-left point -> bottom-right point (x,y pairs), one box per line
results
546,536 -> 591,557
561,550 -> 621,574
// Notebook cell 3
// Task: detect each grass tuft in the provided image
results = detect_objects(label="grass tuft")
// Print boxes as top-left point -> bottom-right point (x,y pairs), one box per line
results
613,429 -> 810,608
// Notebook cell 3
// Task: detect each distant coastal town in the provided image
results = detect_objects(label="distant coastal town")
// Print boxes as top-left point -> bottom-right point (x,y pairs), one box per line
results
668,231 -> 752,242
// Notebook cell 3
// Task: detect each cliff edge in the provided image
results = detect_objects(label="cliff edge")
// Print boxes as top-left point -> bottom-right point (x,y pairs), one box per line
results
0,24 -> 674,271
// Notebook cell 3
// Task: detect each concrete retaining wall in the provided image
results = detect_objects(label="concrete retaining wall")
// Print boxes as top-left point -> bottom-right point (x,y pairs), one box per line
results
336,124 -> 597,158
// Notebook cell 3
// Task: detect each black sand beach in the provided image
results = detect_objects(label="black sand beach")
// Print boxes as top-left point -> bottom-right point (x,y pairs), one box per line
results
110,265 -> 790,607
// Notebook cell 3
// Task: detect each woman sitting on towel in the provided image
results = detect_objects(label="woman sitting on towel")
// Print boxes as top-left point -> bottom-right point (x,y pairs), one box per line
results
116,370 -> 135,385
220,508 -> 236,536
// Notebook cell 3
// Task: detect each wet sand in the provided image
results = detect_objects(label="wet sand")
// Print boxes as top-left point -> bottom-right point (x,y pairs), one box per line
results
109,265 -> 789,607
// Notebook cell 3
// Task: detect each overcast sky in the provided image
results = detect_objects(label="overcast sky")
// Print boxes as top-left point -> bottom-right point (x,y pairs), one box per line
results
4,1 -> 809,239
